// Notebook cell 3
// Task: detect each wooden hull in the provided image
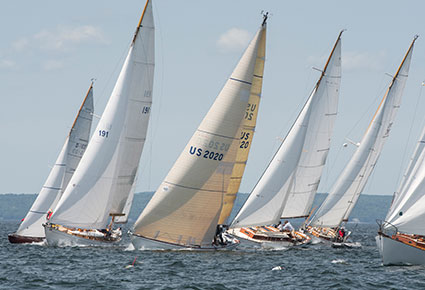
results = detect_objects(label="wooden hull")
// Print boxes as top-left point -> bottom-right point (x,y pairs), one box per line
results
228,226 -> 311,248
44,224 -> 121,247
8,233 -> 44,244
376,232 -> 425,265
130,234 -> 239,251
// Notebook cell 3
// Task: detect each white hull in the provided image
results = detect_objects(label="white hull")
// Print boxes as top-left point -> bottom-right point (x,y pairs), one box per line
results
131,234 -> 239,251
376,233 -> 425,265
44,225 -> 121,247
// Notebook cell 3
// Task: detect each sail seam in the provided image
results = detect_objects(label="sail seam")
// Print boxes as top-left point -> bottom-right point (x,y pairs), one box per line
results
196,129 -> 238,140
229,78 -> 252,85
164,181 -> 228,193
42,186 -> 61,190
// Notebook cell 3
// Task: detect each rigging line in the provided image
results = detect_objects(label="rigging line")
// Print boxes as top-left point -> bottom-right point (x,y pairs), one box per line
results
94,34 -> 131,111
394,83 -> 424,194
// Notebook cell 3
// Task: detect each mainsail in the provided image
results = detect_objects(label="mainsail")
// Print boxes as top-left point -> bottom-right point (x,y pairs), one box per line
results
16,84 -> 94,238
310,36 -> 417,228
230,32 -> 342,229
49,0 -> 155,229
133,18 -> 267,248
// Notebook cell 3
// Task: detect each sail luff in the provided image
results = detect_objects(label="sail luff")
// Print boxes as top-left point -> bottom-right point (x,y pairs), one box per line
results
133,22 -> 267,247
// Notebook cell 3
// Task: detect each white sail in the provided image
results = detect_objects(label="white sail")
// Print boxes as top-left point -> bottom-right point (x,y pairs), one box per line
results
280,36 -> 341,219
133,21 -> 267,248
231,32 -> 342,228
388,125 -> 425,215
50,0 -> 154,229
115,172 -> 137,224
16,84 -> 94,238
311,37 -> 416,228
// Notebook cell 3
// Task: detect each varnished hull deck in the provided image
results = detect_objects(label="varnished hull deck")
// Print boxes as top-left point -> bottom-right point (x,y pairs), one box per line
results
44,224 -> 121,247
130,234 -> 240,251
228,226 -> 311,248
376,232 -> 425,265
8,233 -> 44,244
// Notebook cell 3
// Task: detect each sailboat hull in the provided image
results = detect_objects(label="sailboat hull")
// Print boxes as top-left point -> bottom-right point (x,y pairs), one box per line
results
376,233 -> 425,265
130,234 -> 239,251
44,224 -> 121,247
8,233 -> 44,244
228,227 -> 311,248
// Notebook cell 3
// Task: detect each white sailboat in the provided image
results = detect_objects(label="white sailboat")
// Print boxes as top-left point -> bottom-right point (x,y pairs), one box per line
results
8,83 -> 94,244
44,0 -> 155,246
130,14 -> 268,251
376,121 -> 425,265
228,31 -> 342,248
308,36 -> 417,246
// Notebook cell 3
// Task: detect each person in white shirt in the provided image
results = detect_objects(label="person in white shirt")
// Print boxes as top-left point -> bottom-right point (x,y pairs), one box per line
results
279,220 -> 294,232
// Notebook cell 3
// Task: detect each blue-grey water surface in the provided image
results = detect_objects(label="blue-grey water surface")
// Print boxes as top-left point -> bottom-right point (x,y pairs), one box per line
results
1,221 -> 425,289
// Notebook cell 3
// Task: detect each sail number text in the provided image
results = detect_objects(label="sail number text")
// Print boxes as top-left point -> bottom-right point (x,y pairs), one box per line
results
245,103 -> 257,120
99,130 -> 109,138
189,146 -> 224,161
142,106 -> 151,114
240,131 -> 250,149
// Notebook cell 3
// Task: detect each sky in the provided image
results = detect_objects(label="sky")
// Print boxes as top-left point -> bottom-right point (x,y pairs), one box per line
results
2,0 -> 425,197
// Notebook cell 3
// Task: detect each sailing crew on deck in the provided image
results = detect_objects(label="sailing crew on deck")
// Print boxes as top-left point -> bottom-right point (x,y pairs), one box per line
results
278,221 -> 294,232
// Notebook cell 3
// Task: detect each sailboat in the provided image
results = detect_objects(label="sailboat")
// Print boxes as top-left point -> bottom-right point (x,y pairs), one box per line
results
8,83 -> 94,244
228,31 -> 343,248
44,0 -> 155,246
130,13 -> 268,251
308,36 -> 417,247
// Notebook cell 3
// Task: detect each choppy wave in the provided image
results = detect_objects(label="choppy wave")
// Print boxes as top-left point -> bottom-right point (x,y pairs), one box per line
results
2,222 -> 425,289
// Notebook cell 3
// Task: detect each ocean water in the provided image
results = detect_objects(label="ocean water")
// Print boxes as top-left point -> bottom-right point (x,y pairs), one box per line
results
2,221 -> 425,289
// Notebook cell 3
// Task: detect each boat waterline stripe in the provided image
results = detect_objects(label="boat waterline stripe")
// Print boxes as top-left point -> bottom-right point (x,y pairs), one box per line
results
164,181 -> 227,193
196,129 -> 238,140
229,78 -> 252,85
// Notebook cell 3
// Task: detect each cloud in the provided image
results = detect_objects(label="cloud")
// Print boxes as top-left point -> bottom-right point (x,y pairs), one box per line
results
307,51 -> 386,72
217,28 -> 252,53
33,25 -> 105,51
12,38 -> 30,51
0,59 -> 16,69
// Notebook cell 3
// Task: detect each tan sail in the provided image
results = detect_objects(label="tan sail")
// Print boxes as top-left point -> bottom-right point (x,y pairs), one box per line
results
133,21 -> 267,247
218,30 -> 266,224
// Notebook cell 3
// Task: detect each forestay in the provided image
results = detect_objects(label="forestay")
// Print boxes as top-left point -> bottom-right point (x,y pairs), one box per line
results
231,32 -> 342,228
311,36 -> 416,228
17,84 -> 94,237
50,0 -> 155,229
133,22 -> 267,248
